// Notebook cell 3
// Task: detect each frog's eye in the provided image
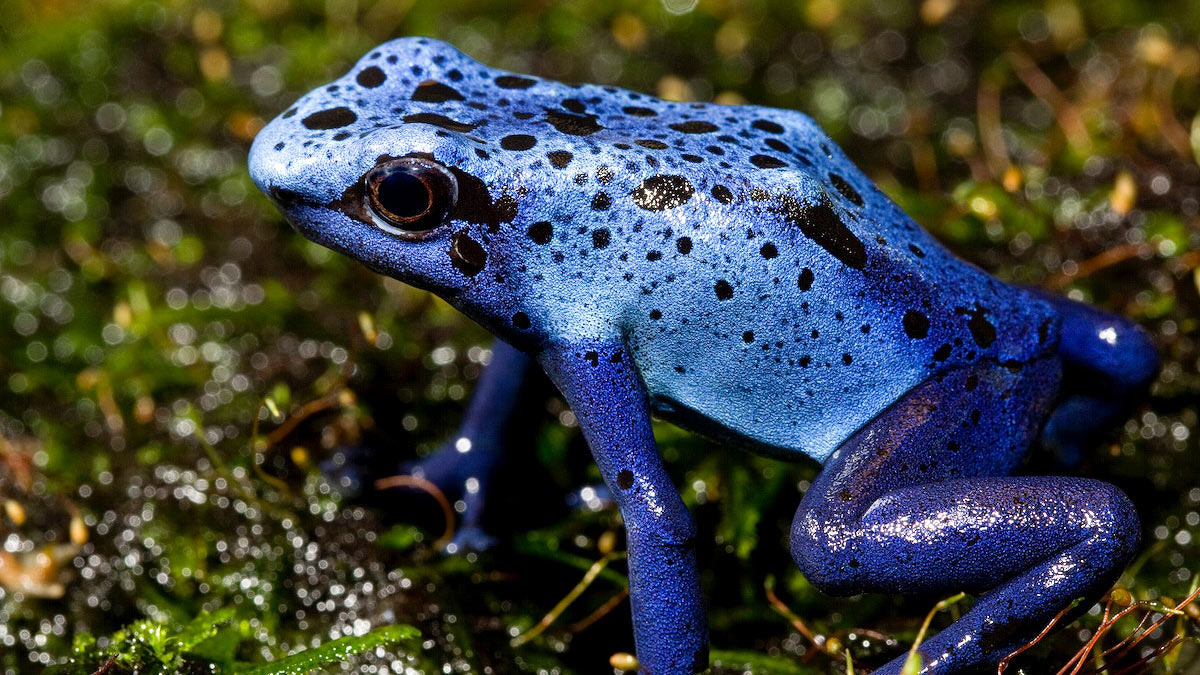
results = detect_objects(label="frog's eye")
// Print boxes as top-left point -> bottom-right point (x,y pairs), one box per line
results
364,158 -> 457,235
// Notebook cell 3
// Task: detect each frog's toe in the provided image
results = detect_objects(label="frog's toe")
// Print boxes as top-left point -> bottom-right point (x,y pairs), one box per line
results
444,525 -> 497,554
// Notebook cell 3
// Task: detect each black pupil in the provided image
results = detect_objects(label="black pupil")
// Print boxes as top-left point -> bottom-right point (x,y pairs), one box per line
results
376,169 -> 432,221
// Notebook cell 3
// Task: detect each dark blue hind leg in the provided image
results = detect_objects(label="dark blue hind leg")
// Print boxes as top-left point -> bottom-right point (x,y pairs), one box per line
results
791,358 -> 1140,674
1036,293 -> 1158,465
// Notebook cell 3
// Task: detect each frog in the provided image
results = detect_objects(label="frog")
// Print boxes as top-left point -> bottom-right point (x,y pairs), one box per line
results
248,37 -> 1158,674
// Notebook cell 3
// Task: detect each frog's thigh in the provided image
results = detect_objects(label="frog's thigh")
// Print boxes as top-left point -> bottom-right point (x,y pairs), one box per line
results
790,358 -> 1140,673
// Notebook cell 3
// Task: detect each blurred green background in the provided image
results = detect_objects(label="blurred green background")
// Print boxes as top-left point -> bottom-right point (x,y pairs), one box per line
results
1,0 -> 1198,673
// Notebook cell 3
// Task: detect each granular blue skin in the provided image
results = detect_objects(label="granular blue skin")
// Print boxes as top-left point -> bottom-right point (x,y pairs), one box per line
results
249,37 -> 1159,674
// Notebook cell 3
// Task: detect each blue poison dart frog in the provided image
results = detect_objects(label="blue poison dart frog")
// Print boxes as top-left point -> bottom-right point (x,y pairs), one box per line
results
249,37 -> 1159,674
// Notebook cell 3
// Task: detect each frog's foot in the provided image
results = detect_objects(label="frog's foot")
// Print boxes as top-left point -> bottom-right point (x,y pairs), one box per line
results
444,524 -> 497,554
791,358 -> 1140,674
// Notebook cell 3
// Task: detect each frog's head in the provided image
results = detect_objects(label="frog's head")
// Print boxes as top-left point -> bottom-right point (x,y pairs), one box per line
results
249,37 -> 536,300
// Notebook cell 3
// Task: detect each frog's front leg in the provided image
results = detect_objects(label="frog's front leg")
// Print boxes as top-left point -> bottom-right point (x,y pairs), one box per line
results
388,339 -> 535,551
791,358 -> 1139,674
540,340 -> 708,674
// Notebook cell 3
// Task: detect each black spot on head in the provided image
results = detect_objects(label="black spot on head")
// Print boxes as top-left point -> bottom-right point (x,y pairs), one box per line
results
632,175 -> 695,211
591,192 -> 611,210
909,243 -> 926,258
623,106 -> 657,116
933,343 -> 953,361
743,331 -> 755,343
281,108 -> 297,119
546,150 -> 573,168
512,312 -> 531,329
356,66 -> 386,88
500,134 -> 537,151
775,196 -> 867,270
273,142 -> 285,151
592,228 -> 611,249
561,98 -> 586,113
544,109 -> 604,136
447,68 -> 463,81
760,242 -> 778,259
646,250 -> 662,261
617,469 -> 635,490
650,309 -> 662,320
636,139 -> 668,149
903,310 -> 930,339
711,185 -> 734,204
527,221 -> 553,245
402,113 -> 479,133
714,279 -> 733,300
965,374 -> 979,391
495,75 -> 536,89
798,267 -> 814,290
670,121 -> 719,133
596,166 -> 614,185
412,80 -> 464,102
829,173 -> 864,206
676,237 -> 693,254
449,231 -> 487,276
752,119 -> 784,134
750,154 -> 786,169
302,107 -> 357,130
842,353 -> 853,365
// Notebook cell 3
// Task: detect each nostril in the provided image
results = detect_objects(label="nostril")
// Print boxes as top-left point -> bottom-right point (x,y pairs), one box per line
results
268,186 -> 308,209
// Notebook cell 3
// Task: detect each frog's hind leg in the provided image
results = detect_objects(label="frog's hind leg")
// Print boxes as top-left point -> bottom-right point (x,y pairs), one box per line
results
790,357 -> 1140,674
1039,293 -> 1158,465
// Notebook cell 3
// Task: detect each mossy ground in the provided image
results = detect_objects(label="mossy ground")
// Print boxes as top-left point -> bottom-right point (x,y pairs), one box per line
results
1,1 -> 1198,673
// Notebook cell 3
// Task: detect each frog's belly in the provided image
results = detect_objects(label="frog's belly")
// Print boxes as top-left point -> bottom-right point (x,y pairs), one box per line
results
629,326 -> 929,463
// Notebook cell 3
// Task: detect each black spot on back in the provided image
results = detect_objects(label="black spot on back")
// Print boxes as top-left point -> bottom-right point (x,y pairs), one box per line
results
632,175 -> 695,211
776,196 -> 867,270
676,237 -> 693,254
714,279 -> 733,300
500,134 -> 537,150
495,75 -> 536,89
623,106 -> 657,116
356,66 -> 386,88
561,98 -> 586,113
965,309 -> 997,348
592,228 -> 611,249
402,113 -> 479,133
750,154 -> 786,169
544,109 -> 604,136
527,221 -> 552,244
546,150 -> 573,168
512,312 -> 531,329
829,173 -> 864,206
617,469 -> 634,490
903,310 -> 930,339
670,121 -> 718,134
636,139 -> 668,149
760,242 -> 778,259
302,107 -> 357,130
412,80 -> 464,102
798,267 -> 814,290
592,192 -> 611,210
711,185 -> 734,204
